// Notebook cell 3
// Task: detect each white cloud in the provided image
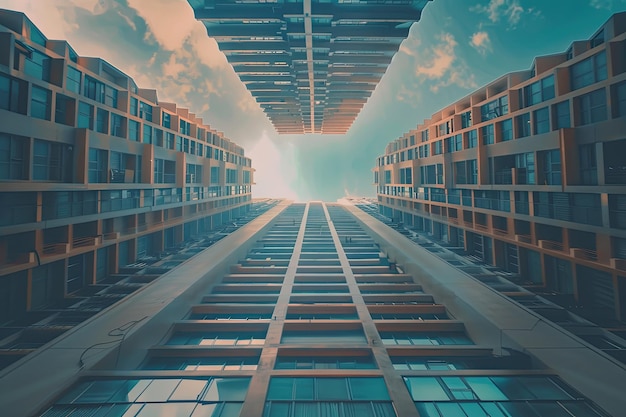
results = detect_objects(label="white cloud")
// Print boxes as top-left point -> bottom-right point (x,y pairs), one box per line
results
470,31 -> 492,55
410,33 -> 477,93
415,33 -> 457,78
125,0 -> 194,51
471,0 -> 537,26
590,0 -> 626,8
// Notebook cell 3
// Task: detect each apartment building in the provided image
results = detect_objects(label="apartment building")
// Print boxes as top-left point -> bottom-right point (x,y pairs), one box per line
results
188,0 -> 432,134
0,8 -> 254,359
374,12 -> 626,328
0,201 -> 621,416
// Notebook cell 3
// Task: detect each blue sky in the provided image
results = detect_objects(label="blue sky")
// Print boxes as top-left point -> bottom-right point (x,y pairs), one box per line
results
2,0 -> 625,201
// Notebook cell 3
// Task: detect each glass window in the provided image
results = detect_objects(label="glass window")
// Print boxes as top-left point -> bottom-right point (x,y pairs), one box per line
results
571,50 -> 607,90
482,124 -> 495,145
349,378 -> 390,400
130,97 -> 138,116
77,102 -> 93,129
405,377 -> 449,401
142,124 -> 152,144
317,378 -> 349,400
533,107 -> 550,134
0,134 -> 28,180
553,101 -> 570,129
96,108 -> 108,134
23,50 -> 50,81
109,114 -> 126,138
128,120 -> 140,141
578,88 -> 607,126
30,85 -> 50,120
0,73 -> 27,114
66,66 -> 81,94
500,119 -> 513,141
466,129 -> 477,148
516,113 -> 531,138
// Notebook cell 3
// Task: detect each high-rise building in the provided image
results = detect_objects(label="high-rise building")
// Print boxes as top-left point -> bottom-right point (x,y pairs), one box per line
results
374,13 -> 626,343
1,201 -> 622,417
0,8 -> 253,369
188,0 -> 432,134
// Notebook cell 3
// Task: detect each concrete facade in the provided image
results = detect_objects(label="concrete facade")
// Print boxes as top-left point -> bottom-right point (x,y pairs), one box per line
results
188,0 -> 432,134
0,9 -> 254,370
374,13 -> 626,342
1,201 -> 621,417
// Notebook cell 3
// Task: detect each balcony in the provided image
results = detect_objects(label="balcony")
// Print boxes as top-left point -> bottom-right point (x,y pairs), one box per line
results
494,170 -> 513,185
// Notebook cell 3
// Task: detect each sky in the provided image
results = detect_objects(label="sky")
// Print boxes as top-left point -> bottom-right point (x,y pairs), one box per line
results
2,0 -> 625,201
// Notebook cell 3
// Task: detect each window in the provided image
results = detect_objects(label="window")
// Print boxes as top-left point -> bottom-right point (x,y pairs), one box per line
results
128,120 -> 140,141
455,160 -> 478,185
480,96 -> 508,121
482,124 -> 494,145
281,330 -> 366,344
210,166 -> 220,184
168,332 -> 265,346
542,149 -> 562,185
142,124 -> 152,144
433,140 -> 443,155
88,148 -> 107,183
146,356 -> 259,371
420,164 -> 442,185
571,50 -> 607,90
612,81 -> 626,117
162,111 -> 171,128
187,164 -> 203,183
265,377 -> 394,417
276,356 -> 375,370
33,139 -> 71,181
516,113 -> 531,138
43,377 -> 249,417
399,167 -> 412,184
139,101 -> 152,121
533,107 -> 550,134
421,130 -> 429,142
466,129 -> 477,148
579,144 -> 597,185
0,134 -> 28,180
577,88 -> 607,125
180,119 -> 191,135
160,132 -> 172,150
553,101 -> 571,129
77,102 -> 93,129
0,73 -> 27,114
380,332 -> 472,345
66,66 -> 81,94
55,94 -> 74,126
515,152 -> 535,185
461,111 -> 472,128
495,119 -> 512,142
154,159 -> 176,183
110,113 -> 125,138
23,50 -> 50,81
129,97 -> 138,116
176,136 -> 183,152
30,85 -> 51,120
96,108 -> 108,133
523,74 -> 555,107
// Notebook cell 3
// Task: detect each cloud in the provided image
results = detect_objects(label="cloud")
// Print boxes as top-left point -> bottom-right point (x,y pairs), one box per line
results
470,31 -> 492,55
126,0 -> 194,51
471,0 -> 536,27
590,0 -> 626,8
409,33 -> 477,93
415,33 -> 457,78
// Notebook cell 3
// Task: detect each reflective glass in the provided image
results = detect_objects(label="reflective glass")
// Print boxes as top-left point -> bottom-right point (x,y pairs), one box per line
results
405,377 -> 449,401
203,378 -> 249,402
317,378 -> 348,400
350,378 -> 389,400
170,379 -> 209,401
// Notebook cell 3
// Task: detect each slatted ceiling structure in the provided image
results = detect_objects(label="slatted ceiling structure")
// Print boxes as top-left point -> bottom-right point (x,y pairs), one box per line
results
188,0 -> 432,134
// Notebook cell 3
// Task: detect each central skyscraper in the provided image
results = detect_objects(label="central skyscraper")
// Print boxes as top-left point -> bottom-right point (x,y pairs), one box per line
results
188,0 -> 432,134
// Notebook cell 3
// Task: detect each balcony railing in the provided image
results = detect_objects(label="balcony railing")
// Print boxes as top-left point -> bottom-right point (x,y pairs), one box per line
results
538,240 -> 564,252
72,236 -> 101,249
42,242 -> 69,255
571,247 -> 598,261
